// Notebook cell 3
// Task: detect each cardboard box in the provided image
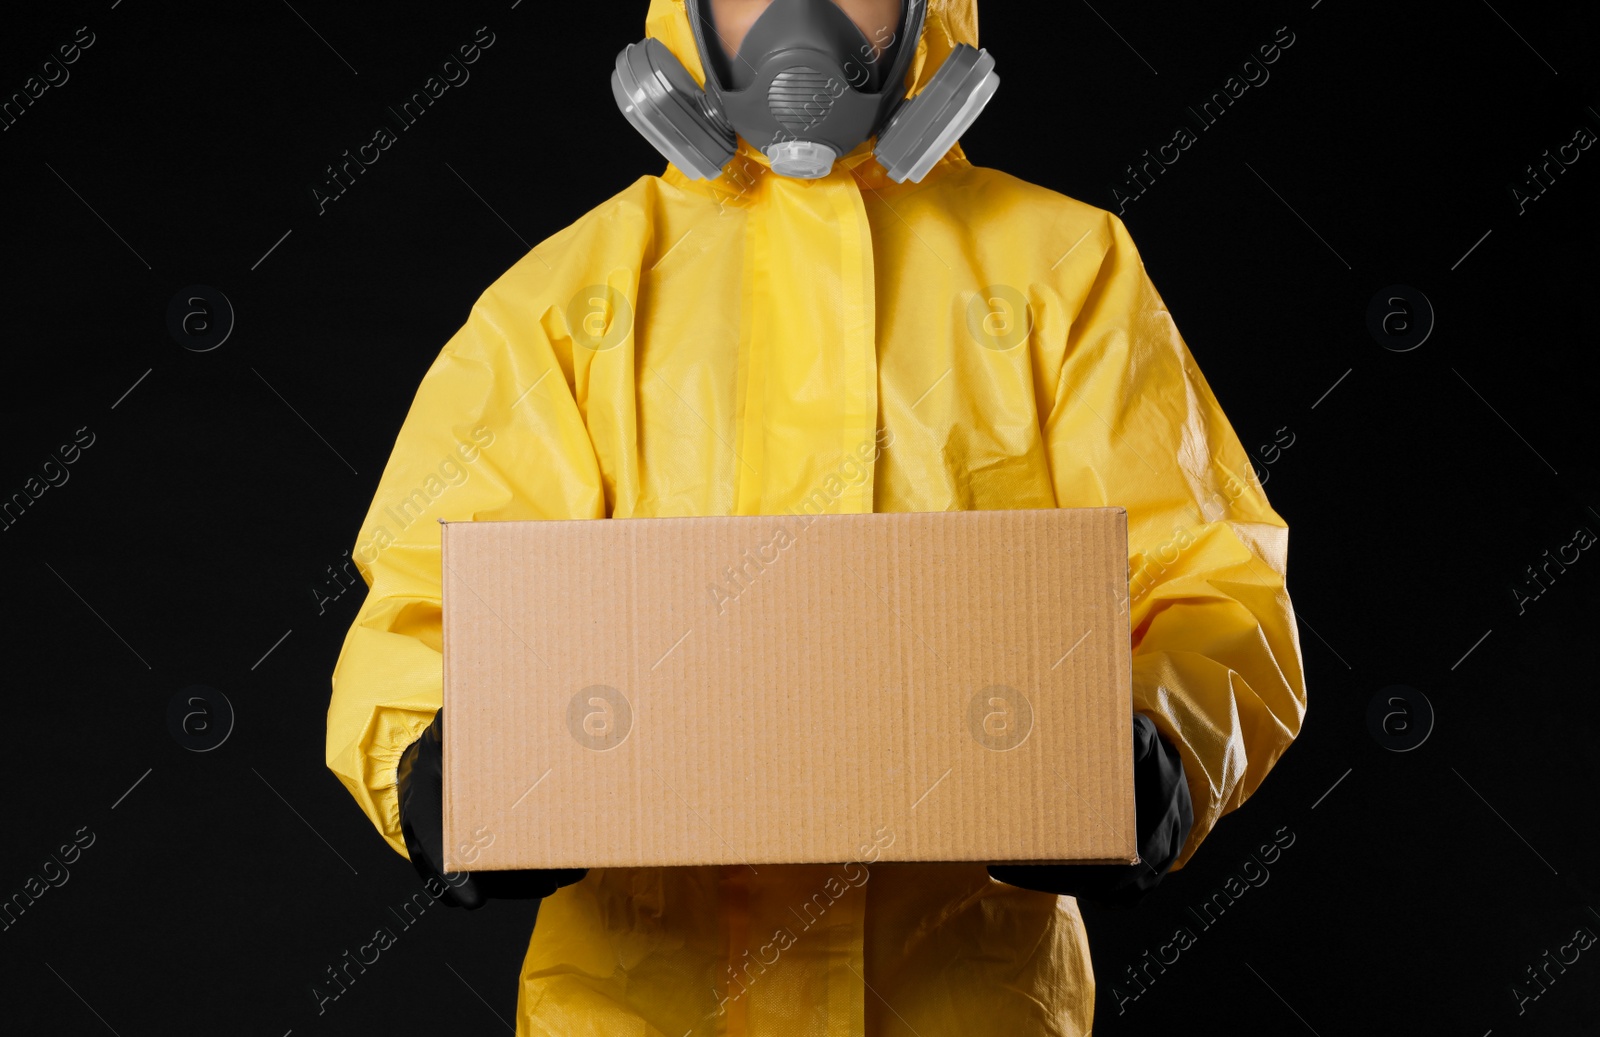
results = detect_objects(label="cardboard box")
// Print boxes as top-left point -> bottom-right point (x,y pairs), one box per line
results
441,508 -> 1135,871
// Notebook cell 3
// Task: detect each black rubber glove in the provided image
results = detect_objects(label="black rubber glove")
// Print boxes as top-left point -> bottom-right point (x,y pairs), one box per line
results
396,709 -> 587,909
989,713 -> 1193,908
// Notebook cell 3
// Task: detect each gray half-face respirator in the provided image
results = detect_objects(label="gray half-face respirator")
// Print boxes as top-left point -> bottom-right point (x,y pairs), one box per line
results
611,0 -> 999,182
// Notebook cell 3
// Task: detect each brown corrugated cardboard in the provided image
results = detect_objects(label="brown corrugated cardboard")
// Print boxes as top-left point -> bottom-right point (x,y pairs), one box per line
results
440,508 -> 1135,871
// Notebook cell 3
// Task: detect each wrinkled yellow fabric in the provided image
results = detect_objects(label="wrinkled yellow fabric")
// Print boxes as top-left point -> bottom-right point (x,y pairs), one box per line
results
327,1 -> 1308,1033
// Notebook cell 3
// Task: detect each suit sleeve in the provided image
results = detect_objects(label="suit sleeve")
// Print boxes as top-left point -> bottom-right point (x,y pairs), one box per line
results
1043,212 -> 1308,870
327,259 -> 606,859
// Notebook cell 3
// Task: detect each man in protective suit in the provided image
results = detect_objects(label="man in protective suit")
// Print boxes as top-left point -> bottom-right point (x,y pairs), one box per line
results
327,1 -> 1308,1033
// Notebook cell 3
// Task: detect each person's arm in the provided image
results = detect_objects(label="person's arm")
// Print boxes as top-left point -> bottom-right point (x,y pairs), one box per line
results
327,264 -> 607,861
1042,212 -> 1308,873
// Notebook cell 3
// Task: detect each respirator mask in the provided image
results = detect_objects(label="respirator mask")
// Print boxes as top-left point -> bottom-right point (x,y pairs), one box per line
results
611,0 -> 999,183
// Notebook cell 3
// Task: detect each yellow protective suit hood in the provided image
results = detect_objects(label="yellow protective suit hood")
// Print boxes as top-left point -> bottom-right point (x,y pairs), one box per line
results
329,1 -> 1308,1033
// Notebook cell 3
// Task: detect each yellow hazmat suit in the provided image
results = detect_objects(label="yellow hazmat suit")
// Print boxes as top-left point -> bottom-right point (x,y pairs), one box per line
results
328,1 -> 1308,1033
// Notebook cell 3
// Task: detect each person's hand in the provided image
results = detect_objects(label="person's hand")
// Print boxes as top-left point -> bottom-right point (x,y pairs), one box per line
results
988,713 -> 1193,908
397,709 -> 588,909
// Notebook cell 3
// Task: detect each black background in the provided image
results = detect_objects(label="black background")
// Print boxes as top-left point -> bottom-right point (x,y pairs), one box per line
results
2,1 -> 1597,1033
